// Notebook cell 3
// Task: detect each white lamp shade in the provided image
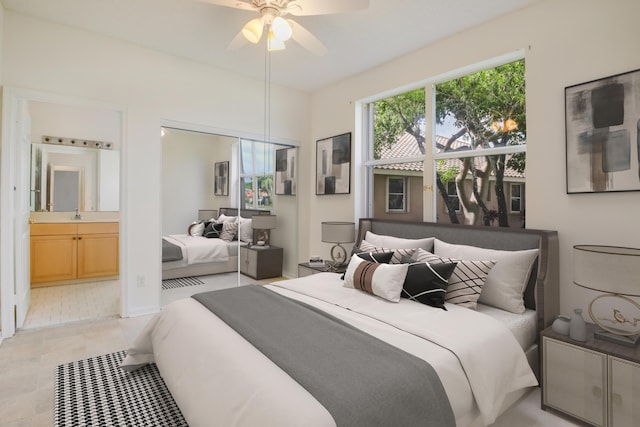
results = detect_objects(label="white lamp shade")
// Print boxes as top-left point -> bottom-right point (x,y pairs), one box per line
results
267,31 -> 285,51
574,245 -> 640,296
271,17 -> 292,41
252,214 -> 277,230
321,222 -> 355,244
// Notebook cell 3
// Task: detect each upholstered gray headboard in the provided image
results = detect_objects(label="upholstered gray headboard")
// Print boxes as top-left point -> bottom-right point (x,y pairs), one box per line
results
218,207 -> 270,218
356,218 -> 559,335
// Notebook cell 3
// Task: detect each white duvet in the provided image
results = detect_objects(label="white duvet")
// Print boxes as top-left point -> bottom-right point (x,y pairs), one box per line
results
164,234 -> 230,265
123,273 -> 537,427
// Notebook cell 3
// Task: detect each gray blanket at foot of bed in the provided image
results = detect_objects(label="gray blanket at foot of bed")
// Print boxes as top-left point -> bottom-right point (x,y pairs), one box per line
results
193,285 -> 455,427
162,238 -> 183,262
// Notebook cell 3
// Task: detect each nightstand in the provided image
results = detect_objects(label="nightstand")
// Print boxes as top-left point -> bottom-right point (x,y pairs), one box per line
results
240,245 -> 283,280
541,323 -> 640,426
298,262 -> 346,277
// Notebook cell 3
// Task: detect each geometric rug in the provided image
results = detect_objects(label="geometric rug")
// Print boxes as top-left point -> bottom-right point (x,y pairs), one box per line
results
161,276 -> 205,290
55,351 -> 188,426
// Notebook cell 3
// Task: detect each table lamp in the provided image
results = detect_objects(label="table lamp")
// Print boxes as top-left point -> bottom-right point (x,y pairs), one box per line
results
321,221 -> 355,270
573,245 -> 640,347
251,215 -> 277,248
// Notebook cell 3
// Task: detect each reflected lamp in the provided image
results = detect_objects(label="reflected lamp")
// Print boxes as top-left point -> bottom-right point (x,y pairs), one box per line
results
251,215 -> 277,248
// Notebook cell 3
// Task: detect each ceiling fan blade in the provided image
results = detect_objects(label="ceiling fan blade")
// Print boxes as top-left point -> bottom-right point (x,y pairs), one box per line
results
198,0 -> 254,12
286,0 -> 369,16
288,20 -> 327,56
227,30 -> 250,50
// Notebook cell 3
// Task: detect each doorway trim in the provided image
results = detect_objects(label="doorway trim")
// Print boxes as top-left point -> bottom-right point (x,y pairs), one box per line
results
0,87 -> 126,339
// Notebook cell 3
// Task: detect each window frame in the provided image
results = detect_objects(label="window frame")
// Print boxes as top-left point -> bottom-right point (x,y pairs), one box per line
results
386,176 -> 408,213
239,139 -> 275,210
510,182 -> 523,213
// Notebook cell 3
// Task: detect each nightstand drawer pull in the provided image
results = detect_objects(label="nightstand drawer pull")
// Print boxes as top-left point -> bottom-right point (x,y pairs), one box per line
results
592,386 -> 602,398
611,393 -> 622,405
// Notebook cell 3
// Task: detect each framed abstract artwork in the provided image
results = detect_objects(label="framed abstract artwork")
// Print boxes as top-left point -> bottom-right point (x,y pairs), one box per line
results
565,68 -> 640,193
214,161 -> 229,196
275,147 -> 297,195
316,132 -> 351,195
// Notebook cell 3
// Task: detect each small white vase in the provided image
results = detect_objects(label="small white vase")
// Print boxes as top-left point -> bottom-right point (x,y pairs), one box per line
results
552,315 -> 571,335
569,308 -> 587,342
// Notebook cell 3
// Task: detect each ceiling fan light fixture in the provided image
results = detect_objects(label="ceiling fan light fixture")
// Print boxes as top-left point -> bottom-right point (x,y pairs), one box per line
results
241,17 -> 264,44
267,31 -> 286,51
271,16 -> 292,42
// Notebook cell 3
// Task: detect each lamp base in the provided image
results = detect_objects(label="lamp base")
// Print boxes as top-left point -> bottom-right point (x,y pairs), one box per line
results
594,329 -> 640,347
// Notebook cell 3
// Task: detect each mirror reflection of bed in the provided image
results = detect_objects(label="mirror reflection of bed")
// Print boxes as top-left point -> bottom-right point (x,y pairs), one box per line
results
160,127 -> 297,305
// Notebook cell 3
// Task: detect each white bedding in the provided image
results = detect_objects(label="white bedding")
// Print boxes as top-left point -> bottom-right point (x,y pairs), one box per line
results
123,273 -> 537,427
163,234 -> 233,266
475,303 -> 537,351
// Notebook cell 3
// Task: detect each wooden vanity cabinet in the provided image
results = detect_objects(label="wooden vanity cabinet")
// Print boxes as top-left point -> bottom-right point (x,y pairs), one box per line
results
30,222 -> 119,286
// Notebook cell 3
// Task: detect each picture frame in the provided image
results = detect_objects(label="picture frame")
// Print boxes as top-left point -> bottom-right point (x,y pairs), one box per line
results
565,68 -> 640,194
214,161 -> 229,196
316,132 -> 351,195
275,147 -> 297,195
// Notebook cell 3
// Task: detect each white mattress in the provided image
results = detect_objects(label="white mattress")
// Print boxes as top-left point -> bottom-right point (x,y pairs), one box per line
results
475,304 -> 537,351
162,236 -> 243,269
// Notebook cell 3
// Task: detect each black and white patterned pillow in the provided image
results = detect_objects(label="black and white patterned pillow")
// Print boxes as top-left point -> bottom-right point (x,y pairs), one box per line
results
359,240 -> 416,264
352,246 -> 394,263
413,248 -> 496,309
203,222 -> 223,238
400,256 -> 457,310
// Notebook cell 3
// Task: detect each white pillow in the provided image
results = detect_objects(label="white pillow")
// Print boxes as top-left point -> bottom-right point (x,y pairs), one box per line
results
238,217 -> 253,243
188,221 -> 205,237
364,231 -> 434,251
343,254 -> 408,302
216,214 -> 237,224
434,239 -> 538,314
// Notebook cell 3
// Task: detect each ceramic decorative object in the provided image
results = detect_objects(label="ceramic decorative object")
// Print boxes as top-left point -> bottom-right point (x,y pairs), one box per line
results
569,308 -> 587,341
552,315 -> 571,335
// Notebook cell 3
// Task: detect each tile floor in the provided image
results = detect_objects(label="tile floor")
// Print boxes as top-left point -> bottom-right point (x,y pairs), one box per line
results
1,274 -> 581,426
23,280 -> 121,330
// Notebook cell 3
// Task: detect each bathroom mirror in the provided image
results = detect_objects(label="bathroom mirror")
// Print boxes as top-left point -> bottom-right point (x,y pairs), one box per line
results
30,142 -> 120,212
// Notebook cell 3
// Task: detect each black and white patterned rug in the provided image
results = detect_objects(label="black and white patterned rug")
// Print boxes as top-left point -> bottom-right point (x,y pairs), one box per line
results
162,276 -> 205,290
55,350 -> 187,426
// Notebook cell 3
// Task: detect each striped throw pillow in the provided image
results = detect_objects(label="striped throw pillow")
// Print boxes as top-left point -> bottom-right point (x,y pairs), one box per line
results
413,248 -> 496,309
343,254 -> 408,302
359,240 -> 416,264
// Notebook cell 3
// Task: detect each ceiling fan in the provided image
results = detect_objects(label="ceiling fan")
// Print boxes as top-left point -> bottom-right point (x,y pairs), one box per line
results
201,0 -> 369,55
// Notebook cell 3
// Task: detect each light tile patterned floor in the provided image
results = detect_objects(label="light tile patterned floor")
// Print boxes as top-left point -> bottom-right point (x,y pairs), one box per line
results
22,280 -> 120,330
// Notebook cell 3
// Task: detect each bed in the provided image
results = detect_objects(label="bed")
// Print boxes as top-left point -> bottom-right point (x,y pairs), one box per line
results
162,208 -> 269,280
129,218 -> 559,427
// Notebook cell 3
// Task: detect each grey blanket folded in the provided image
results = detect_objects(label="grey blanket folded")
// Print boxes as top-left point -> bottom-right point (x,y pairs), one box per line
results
162,238 -> 182,262
193,285 -> 455,427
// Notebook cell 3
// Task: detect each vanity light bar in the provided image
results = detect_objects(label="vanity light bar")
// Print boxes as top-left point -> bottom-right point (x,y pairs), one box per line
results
41,135 -> 114,150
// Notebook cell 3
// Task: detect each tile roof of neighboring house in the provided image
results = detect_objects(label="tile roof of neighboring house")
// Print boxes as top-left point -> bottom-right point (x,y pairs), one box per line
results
375,133 -> 525,179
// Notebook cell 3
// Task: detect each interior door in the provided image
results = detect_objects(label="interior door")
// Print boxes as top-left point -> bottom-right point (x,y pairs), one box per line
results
14,99 -> 32,328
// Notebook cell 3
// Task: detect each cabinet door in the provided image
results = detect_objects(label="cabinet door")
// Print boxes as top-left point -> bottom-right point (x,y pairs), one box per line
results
240,247 -> 258,278
609,357 -> 640,427
543,337 -> 607,426
77,233 -> 119,279
30,235 -> 77,284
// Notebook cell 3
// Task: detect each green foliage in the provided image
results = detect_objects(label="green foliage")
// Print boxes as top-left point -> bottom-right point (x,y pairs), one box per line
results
373,89 -> 425,158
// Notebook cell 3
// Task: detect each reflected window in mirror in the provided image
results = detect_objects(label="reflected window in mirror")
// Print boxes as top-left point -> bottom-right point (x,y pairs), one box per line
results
240,139 -> 274,210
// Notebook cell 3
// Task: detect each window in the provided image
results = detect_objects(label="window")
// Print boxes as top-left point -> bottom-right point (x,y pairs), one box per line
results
446,181 -> 460,212
364,57 -> 526,228
240,139 -> 274,210
510,183 -> 522,213
387,177 -> 408,212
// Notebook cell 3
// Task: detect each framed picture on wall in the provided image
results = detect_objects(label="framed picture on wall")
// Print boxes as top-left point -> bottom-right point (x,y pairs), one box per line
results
316,132 -> 351,195
275,147 -> 297,195
565,68 -> 640,193
214,161 -> 229,196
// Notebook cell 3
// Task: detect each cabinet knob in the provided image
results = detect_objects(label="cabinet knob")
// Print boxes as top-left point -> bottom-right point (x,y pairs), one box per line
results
592,386 -> 602,398
612,393 -> 622,405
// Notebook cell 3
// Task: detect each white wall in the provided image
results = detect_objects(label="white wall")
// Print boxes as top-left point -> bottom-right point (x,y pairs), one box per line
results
162,129 -> 234,235
2,11 -> 310,316
308,0 -> 640,316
